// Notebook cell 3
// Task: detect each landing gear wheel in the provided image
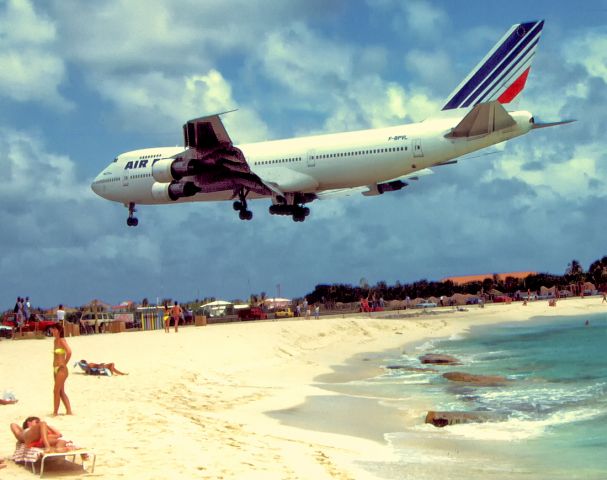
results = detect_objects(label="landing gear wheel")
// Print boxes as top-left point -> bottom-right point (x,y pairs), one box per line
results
126,202 -> 139,227
234,188 -> 253,221
239,209 -> 253,221
292,206 -> 307,222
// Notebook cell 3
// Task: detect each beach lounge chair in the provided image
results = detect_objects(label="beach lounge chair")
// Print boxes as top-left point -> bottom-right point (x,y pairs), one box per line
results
12,442 -> 96,477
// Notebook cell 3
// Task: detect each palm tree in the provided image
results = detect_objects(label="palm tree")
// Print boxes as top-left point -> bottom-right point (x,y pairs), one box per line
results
565,259 -> 584,281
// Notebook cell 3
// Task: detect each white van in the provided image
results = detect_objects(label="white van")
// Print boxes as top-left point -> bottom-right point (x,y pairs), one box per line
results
79,311 -> 114,333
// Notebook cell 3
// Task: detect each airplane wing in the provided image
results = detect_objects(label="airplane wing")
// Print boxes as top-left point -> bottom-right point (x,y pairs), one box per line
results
175,114 -> 272,197
183,114 -> 234,150
316,169 -> 434,199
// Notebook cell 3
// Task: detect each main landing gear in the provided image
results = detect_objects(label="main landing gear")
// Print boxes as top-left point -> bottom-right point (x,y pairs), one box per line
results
269,204 -> 310,222
126,202 -> 139,227
233,188 -> 253,221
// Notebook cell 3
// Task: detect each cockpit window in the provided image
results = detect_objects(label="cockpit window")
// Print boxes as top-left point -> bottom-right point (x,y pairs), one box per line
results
113,157 -> 118,163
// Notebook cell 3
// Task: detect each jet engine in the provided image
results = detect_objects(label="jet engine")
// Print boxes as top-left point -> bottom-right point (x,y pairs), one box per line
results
151,181 -> 201,201
151,156 -> 204,183
377,180 -> 407,194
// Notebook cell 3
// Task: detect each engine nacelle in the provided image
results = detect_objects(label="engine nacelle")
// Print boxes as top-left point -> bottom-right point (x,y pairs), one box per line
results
151,181 -> 200,202
151,156 -> 204,183
377,180 -> 407,194
151,159 -> 175,183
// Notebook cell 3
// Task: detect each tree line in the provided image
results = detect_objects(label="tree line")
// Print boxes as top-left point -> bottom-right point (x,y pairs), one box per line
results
304,256 -> 607,306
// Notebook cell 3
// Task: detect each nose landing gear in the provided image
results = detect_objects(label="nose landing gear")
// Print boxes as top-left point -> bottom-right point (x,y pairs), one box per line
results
126,202 -> 139,227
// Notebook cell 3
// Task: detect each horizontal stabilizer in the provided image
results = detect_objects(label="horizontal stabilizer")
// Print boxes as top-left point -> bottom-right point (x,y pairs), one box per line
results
446,101 -> 516,139
531,119 -> 576,129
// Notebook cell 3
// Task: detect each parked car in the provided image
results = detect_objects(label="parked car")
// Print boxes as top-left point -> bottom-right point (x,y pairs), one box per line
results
0,325 -> 14,339
1,313 -> 59,336
466,297 -> 480,305
274,308 -> 294,318
493,295 -> 511,303
416,301 -> 438,308
238,307 -> 268,321
79,311 -> 115,333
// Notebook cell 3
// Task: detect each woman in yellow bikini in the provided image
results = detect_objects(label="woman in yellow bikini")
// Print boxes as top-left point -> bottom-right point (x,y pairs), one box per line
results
51,324 -> 73,416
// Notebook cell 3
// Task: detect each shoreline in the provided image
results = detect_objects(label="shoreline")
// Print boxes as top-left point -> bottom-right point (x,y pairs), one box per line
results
1,297 -> 605,479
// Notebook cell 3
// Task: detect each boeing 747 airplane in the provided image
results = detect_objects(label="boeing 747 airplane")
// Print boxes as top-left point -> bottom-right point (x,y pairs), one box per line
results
91,20 -> 571,226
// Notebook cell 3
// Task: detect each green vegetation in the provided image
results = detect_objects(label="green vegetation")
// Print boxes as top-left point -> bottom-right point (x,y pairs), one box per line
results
305,256 -> 607,305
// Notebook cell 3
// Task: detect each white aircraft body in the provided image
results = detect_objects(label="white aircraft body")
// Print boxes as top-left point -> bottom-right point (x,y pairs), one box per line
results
92,20 -> 570,226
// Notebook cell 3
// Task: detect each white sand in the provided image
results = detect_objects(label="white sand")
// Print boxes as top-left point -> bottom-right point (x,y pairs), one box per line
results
1,297 -> 604,479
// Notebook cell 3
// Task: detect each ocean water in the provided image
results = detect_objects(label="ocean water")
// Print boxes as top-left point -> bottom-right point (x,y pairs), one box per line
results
331,314 -> 607,479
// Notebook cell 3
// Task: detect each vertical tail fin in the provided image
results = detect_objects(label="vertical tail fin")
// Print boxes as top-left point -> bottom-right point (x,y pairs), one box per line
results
442,20 -> 544,111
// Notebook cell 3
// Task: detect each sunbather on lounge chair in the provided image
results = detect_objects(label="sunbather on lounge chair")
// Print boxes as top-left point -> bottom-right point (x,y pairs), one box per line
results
76,359 -> 128,376
10,417 -> 73,452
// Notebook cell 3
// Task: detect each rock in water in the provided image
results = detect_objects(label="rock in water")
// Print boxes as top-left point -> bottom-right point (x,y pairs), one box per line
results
419,354 -> 461,365
425,410 -> 503,427
442,371 -> 508,386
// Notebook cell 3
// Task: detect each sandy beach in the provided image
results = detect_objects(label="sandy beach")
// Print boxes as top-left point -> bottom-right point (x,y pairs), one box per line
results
1,297 -> 604,479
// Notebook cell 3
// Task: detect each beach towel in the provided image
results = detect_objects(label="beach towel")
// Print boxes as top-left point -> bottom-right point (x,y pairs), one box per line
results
12,442 -> 44,463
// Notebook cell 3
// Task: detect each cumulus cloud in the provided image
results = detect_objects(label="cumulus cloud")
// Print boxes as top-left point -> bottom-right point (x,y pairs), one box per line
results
483,142 -> 605,202
90,69 -> 269,143
2,4 -> 606,309
0,0 -> 69,108
564,28 -> 607,82
254,21 -> 439,133
367,0 -> 448,40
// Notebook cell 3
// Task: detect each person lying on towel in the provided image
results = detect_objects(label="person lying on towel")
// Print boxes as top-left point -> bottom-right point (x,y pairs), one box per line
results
11,417 -> 73,452
76,359 -> 128,376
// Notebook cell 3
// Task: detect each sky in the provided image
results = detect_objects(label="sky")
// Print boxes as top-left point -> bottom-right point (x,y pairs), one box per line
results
2,0 -> 607,309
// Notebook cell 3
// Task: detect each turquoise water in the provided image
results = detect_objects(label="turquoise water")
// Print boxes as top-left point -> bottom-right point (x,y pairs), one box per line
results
337,314 -> 607,479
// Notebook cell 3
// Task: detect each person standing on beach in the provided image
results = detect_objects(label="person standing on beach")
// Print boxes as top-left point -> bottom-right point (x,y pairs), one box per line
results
163,301 -> 171,333
56,304 -> 66,329
51,324 -> 73,416
24,297 -> 31,320
171,301 -> 182,333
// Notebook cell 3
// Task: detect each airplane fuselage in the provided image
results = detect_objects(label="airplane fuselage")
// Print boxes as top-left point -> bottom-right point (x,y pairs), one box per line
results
92,110 -> 533,206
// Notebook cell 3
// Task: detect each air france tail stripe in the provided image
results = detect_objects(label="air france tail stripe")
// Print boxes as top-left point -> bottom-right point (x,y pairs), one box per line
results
467,36 -> 540,107
497,67 -> 531,103
457,22 -> 542,108
474,48 -> 535,105
442,20 -> 543,110
461,22 -> 542,107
